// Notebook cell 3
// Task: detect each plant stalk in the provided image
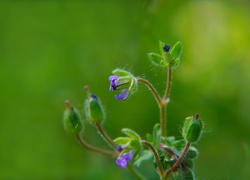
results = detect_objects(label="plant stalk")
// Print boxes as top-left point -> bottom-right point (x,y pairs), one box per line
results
95,122 -> 117,149
137,77 -> 162,106
165,142 -> 191,176
76,133 -> 117,157
141,140 -> 165,179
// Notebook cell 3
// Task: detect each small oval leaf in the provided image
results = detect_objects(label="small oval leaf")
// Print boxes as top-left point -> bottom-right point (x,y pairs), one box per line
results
114,137 -> 132,145
170,41 -> 183,60
122,128 -> 141,140
148,53 -> 167,67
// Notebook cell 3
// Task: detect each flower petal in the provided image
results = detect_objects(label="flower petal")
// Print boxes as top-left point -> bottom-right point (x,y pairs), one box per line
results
116,151 -> 133,168
115,89 -> 129,100
109,75 -> 119,91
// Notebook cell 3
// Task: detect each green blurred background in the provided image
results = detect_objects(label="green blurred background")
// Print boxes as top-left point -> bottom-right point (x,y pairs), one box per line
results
0,0 -> 250,179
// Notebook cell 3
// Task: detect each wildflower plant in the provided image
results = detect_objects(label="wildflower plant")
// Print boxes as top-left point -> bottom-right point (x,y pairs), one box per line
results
63,41 -> 204,179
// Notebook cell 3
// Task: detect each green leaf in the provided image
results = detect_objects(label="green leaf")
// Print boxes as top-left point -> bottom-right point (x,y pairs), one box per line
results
133,147 -> 143,160
152,123 -> 161,147
112,68 -> 132,76
170,41 -> 183,61
171,139 -> 186,151
182,116 -> 194,139
129,139 -> 141,149
146,133 -> 153,143
161,136 -> 176,145
122,128 -> 141,140
133,150 -> 153,167
121,148 -> 131,155
148,52 -> 168,67
114,137 -> 131,145
159,41 -> 166,56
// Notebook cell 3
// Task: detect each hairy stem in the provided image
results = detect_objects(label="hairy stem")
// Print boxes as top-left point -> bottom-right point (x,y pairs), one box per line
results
165,142 -> 191,176
160,104 -> 166,137
137,77 -> 162,106
141,140 -> 165,179
158,144 -> 176,157
95,123 -> 117,149
163,67 -> 172,100
161,67 -> 172,137
76,133 -> 117,157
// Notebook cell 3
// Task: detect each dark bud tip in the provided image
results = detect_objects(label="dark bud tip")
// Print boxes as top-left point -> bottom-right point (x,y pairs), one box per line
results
65,100 -> 71,110
84,85 -> 89,93
195,113 -> 200,120
163,44 -> 170,52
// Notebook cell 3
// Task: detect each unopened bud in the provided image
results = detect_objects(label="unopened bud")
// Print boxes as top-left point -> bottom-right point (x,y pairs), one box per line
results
63,100 -> 83,134
183,159 -> 194,169
182,115 -> 203,143
181,168 -> 195,179
185,146 -> 199,159
84,87 -> 105,124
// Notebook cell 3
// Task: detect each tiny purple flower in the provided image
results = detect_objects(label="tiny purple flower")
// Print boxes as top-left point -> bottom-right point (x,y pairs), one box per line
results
91,94 -> 98,100
114,89 -> 128,100
163,44 -> 170,52
116,151 -> 133,168
116,145 -> 123,152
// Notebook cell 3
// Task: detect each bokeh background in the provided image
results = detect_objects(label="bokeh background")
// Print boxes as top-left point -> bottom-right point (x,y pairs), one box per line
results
0,0 -> 249,179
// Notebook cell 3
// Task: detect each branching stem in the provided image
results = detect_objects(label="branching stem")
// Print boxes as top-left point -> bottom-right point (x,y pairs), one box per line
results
141,140 -> 164,179
76,133 -> 117,157
137,77 -> 162,106
165,142 -> 191,176
95,122 -> 117,149
137,67 -> 172,137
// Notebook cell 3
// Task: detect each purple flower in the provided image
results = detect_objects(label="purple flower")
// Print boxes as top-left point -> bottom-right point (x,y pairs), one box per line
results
109,75 -> 119,91
114,89 -> 129,100
116,151 -> 133,168
109,69 -> 138,101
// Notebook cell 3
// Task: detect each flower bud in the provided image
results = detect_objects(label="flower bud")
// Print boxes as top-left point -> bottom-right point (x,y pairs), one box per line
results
181,169 -> 195,179
63,100 -> 83,134
182,115 -> 203,143
183,159 -> 194,169
185,146 -> 199,159
84,87 -> 105,124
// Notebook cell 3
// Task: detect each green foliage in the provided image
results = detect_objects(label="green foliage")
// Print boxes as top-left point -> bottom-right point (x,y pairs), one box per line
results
1,0 -> 250,179
169,41 -> 183,68
133,150 -> 153,167
114,137 -> 131,145
112,68 -> 133,77
148,52 -> 167,66
121,128 -> 141,140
